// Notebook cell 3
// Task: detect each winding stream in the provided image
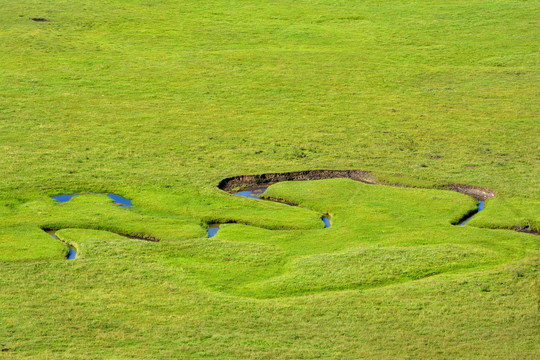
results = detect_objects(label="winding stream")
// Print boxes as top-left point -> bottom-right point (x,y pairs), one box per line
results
43,179 -> 516,254
43,226 -> 160,260
457,201 -> 485,226
208,186 -> 331,238
209,180 -> 489,238
47,193 -> 137,259
46,230 -> 76,260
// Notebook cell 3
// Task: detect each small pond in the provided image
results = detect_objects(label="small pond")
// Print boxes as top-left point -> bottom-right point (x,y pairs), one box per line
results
51,193 -> 132,207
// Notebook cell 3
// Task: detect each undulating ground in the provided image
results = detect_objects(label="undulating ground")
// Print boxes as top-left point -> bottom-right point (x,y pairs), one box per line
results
0,0 -> 538,358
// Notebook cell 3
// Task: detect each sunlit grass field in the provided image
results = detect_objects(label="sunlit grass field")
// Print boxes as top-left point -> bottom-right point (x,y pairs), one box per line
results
1,0 -> 538,358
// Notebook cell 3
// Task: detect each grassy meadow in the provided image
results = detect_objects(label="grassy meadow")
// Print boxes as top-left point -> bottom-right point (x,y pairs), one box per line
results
1,0 -> 539,358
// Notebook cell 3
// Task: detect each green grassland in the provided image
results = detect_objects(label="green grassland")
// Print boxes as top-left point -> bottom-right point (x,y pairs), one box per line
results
0,0 -> 539,358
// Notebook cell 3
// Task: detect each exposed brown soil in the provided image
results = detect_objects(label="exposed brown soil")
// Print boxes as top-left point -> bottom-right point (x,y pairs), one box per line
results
218,170 -> 377,191
42,228 -> 159,242
515,226 -> 540,236
126,233 -> 159,242
445,183 -> 496,201
218,169 -> 496,201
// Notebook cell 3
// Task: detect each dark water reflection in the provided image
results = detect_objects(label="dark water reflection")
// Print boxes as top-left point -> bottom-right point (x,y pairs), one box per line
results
233,187 -> 268,199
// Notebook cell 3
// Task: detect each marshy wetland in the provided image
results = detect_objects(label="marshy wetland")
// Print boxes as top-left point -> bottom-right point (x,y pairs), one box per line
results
1,0 -> 539,358
19,174 -> 514,261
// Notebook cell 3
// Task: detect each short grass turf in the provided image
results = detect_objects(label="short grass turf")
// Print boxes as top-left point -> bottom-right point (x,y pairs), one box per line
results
1,0 -> 539,358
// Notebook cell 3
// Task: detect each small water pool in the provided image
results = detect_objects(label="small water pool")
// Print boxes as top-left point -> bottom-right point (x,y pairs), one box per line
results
48,232 -> 76,260
207,224 -> 220,238
322,216 -> 331,228
51,193 -> 132,207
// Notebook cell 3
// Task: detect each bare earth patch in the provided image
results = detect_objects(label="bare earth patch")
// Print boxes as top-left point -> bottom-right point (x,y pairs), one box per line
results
219,169 -> 497,200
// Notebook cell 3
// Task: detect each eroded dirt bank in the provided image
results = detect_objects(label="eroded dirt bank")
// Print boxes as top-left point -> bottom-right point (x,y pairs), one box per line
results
218,169 -> 497,201
447,183 -> 496,201
219,170 -> 376,191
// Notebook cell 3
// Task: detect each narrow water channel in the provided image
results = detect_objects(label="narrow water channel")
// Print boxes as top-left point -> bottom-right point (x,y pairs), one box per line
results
457,201 -> 485,226
208,186 -> 487,237
46,230 -> 76,260
48,187 -> 491,245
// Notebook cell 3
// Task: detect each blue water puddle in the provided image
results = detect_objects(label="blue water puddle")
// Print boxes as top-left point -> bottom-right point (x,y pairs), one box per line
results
322,216 -> 331,228
48,233 -> 76,260
106,193 -> 132,207
207,225 -> 220,238
52,193 -> 132,208
51,194 -> 77,203
458,201 -> 485,226
478,201 -> 485,212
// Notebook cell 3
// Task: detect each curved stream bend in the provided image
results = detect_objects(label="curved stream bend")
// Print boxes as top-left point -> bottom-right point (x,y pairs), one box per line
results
212,170 -> 509,238
47,193 -> 159,259
457,201 -> 485,226
43,227 -> 160,260
218,169 -> 497,201
208,186 -> 331,238
46,230 -> 76,260
45,173 -> 533,249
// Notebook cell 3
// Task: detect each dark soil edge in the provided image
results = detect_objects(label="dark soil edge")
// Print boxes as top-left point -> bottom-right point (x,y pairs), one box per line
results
445,183 -> 496,201
515,226 -> 540,236
218,169 -> 377,191
260,196 -> 299,207
218,169 -> 497,201
453,208 -> 480,226
42,227 -> 160,242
